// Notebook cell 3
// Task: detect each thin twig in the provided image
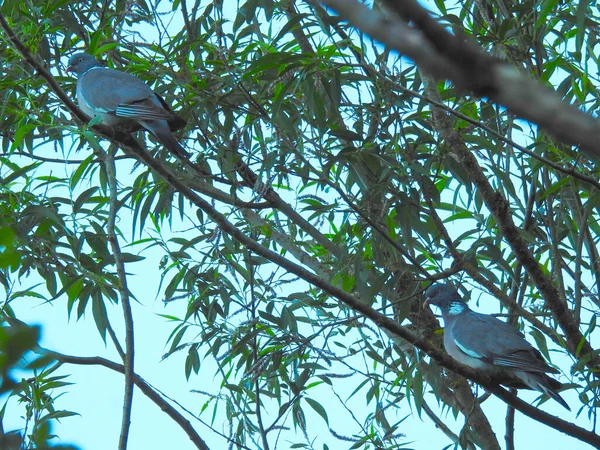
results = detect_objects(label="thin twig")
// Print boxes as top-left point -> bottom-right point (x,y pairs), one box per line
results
107,320 -> 126,361
106,148 -> 135,450
505,392 -> 516,450
247,247 -> 270,450
43,350 -> 210,450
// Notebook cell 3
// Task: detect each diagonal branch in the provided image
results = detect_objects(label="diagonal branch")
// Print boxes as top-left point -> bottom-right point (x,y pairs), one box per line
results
320,0 -> 600,160
233,156 -> 344,259
42,350 -> 210,450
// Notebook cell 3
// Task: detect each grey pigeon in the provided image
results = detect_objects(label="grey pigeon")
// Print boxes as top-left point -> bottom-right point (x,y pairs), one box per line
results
425,283 -> 570,410
66,52 -> 188,159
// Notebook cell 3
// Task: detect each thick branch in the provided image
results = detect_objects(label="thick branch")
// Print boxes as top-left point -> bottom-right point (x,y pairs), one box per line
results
320,0 -> 600,160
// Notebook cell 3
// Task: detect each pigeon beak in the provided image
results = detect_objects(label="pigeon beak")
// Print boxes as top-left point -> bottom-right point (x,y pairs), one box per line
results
66,65 -> 74,73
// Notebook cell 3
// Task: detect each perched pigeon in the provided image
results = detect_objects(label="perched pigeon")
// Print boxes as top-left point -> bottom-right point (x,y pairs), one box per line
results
424,283 -> 570,410
66,52 -> 188,159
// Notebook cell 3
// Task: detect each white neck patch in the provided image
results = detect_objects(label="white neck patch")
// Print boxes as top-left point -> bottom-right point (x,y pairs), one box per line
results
447,302 -> 466,315
81,65 -> 104,78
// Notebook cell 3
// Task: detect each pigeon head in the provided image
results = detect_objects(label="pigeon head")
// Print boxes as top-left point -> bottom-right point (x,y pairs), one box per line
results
67,53 -> 101,76
424,283 -> 467,315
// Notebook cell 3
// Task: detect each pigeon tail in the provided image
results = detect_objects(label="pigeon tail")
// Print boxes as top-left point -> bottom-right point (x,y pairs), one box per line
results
144,124 -> 189,160
156,131 -> 189,159
514,370 -> 570,410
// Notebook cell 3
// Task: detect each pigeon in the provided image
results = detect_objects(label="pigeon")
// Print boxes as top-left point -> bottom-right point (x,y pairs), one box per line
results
66,52 -> 188,158
425,283 -> 570,410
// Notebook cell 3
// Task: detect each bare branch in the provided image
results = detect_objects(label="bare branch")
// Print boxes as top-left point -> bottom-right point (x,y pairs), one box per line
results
43,350 -> 210,450
106,148 -> 135,450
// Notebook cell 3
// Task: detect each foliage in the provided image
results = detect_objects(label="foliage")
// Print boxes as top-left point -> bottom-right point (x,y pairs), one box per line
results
0,0 -> 599,449
0,317 -> 77,449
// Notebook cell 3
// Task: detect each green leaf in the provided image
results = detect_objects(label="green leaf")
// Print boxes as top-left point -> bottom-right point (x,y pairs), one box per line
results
91,292 -> 108,342
305,398 -> 329,425
575,0 -> 591,55
9,123 -> 36,152
39,410 -> 79,423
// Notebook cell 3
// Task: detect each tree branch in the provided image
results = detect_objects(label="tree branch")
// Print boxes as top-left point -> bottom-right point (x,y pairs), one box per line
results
389,85 -> 600,192
233,154 -> 344,259
42,350 -> 210,450
320,0 -> 600,160
422,398 -> 475,450
106,148 -> 135,450
243,209 -> 332,276
505,396 -> 516,450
